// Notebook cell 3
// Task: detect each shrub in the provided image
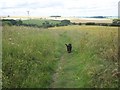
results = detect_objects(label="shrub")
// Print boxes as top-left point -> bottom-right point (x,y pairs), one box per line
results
2,21 -> 12,26
16,20 -> 23,26
96,23 -> 110,26
85,22 -> 96,25
2,19 -> 23,26
100,23 -> 109,26
111,19 -> 120,26
78,23 -> 82,25
61,20 -> 71,26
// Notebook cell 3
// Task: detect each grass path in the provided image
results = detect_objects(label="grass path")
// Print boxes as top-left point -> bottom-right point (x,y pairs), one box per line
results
50,51 -> 91,88
50,26 -> 118,88
50,28 -> 71,87
51,55 -> 65,88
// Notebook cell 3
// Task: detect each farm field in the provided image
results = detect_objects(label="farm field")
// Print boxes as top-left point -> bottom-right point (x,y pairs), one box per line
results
1,16 -> 113,23
22,19 -> 61,26
2,25 -> 118,88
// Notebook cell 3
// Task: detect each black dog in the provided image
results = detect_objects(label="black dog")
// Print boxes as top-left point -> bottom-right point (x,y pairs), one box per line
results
65,43 -> 72,53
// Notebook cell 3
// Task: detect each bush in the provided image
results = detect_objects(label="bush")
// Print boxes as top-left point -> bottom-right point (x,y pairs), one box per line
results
78,23 -> 82,25
16,20 -> 23,26
100,23 -> 109,26
2,19 -> 23,26
41,21 -> 56,28
61,20 -> 71,26
85,22 -> 96,25
95,23 -> 110,26
2,21 -> 12,26
111,19 -> 120,26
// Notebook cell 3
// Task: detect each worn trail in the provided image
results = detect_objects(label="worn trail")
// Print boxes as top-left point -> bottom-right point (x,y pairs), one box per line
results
51,54 -> 66,88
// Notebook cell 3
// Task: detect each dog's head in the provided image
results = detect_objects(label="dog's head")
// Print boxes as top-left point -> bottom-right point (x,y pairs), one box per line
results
69,44 -> 71,46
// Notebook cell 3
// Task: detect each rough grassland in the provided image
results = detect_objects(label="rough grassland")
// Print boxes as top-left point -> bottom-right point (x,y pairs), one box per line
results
2,25 -> 118,88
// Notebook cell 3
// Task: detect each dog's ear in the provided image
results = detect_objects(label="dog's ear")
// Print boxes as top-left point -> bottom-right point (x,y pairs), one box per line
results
65,44 -> 67,46
69,44 -> 71,46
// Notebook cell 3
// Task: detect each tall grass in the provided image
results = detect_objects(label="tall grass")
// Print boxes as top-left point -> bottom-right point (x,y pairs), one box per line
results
0,24 -> 2,89
50,26 -> 118,88
2,26 -> 60,88
2,25 -> 118,88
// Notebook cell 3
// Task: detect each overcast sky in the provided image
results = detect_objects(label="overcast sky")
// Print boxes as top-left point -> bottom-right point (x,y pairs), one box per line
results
0,0 -> 119,16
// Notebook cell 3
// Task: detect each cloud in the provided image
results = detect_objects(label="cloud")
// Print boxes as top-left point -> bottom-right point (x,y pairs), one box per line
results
0,0 -> 119,16
0,0 -> 64,9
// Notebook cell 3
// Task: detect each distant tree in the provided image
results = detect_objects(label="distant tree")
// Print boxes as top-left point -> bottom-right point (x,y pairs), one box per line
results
71,22 -> 77,25
78,23 -> 82,25
111,19 -> 120,26
61,20 -> 71,26
42,21 -> 51,28
85,22 -> 95,25
50,16 -> 61,17
10,20 -> 17,25
16,20 -> 23,26
2,21 -> 12,26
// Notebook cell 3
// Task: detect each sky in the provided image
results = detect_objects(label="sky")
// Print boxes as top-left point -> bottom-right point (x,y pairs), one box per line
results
0,0 -> 120,17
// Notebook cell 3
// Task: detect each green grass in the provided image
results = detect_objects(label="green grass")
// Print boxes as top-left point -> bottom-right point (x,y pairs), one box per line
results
2,25 -> 118,88
22,19 -> 61,26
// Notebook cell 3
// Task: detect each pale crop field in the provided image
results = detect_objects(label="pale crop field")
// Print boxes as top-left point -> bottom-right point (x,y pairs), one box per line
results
2,25 -> 118,88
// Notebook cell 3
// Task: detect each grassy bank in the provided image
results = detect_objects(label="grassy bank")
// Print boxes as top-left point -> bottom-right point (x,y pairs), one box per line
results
2,25 -> 118,88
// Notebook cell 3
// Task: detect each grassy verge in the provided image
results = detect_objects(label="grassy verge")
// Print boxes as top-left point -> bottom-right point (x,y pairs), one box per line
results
2,25 -> 118,88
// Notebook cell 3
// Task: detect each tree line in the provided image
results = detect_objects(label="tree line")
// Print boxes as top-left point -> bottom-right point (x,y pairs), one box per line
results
2,19 -> 120,28
2,19 -> 71,28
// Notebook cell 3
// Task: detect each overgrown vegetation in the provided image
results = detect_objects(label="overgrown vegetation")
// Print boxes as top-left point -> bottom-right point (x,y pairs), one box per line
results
2,25 -> 118,88
2,26 -> 59,88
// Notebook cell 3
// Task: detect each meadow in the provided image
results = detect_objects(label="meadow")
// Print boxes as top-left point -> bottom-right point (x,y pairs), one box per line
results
2,25 -> 118,88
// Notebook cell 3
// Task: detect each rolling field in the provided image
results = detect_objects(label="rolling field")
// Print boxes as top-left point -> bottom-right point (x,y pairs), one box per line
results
2,25 -> 118,88
22,19 -> 61,26
1,16 -> 113,24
